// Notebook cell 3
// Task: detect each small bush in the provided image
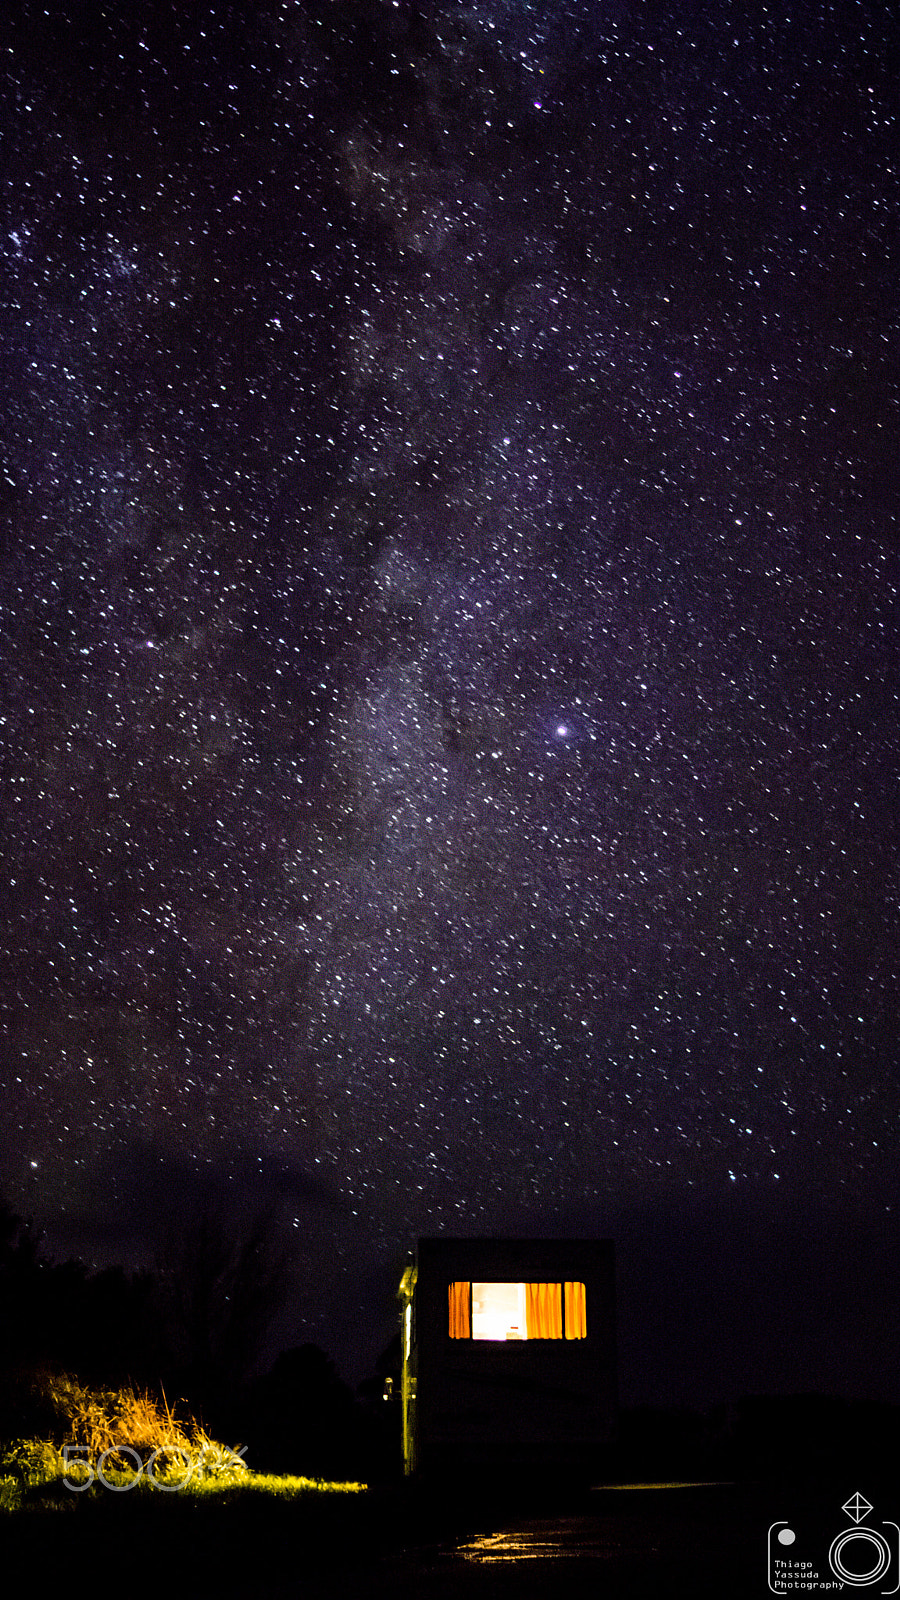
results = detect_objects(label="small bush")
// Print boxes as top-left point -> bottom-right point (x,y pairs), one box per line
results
0,1438 -> 66,1510
0,1437 -> 60,1482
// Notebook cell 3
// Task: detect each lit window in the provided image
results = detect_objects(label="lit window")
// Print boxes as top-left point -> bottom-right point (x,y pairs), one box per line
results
474,1280 -> 526,1340
448,1282 -> 586,1339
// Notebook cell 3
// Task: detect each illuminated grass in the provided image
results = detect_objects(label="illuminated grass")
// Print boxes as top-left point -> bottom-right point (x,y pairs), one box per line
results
1,1373 -> 368,1512
597,1481 -> 729,1490
175,1472 -> 367,1498
0,1450 -> 367,1512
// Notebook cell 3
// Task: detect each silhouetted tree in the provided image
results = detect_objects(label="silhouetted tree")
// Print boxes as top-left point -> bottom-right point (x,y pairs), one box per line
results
0,1193 -> 163,1436
156,1207 -> 291,1418
0,1194 -> 44,1372
240,1343 -> 366,1478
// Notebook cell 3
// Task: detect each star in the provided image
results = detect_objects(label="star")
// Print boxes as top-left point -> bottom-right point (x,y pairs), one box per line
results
0,0 -> 897,1411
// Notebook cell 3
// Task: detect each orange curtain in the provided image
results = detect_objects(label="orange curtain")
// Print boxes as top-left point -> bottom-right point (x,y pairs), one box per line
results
564,1281 -> 586,1339
524,1281 -> 562,1338
448,1280 -> 471,1338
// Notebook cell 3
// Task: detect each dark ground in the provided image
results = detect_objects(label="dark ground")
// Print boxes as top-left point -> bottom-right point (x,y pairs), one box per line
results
3,1476 -> 899,1597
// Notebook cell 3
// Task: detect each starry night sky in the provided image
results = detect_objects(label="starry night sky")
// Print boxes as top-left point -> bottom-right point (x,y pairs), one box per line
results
1,0 -> 898,1403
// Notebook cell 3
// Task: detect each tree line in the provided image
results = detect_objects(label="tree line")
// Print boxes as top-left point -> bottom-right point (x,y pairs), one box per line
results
0,1195 -> 397,1479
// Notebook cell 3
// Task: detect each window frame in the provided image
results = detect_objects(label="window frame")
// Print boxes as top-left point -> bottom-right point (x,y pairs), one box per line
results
448,1279 -> 587,1341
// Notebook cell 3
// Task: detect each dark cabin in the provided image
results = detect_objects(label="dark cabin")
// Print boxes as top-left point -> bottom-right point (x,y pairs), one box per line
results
398,1237 -> 616,1478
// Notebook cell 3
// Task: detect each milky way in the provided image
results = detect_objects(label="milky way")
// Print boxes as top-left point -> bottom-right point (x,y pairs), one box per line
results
1,2 -> 898,1370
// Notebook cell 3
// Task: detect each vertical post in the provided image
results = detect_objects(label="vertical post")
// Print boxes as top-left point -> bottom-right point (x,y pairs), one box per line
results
398,1264 -> 417,1474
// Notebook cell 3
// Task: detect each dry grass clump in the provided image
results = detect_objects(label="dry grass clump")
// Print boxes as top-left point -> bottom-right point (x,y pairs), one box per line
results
1,1368 -> 246,1502
43,1370 -> 198,1460
1,1370 -> 368,1513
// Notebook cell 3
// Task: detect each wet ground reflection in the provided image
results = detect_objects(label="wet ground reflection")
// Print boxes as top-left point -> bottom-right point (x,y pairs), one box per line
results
453,1517 -> 654,1562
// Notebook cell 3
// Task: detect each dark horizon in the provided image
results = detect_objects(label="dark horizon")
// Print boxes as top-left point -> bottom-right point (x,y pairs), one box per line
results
14,1171 -> 900,1414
